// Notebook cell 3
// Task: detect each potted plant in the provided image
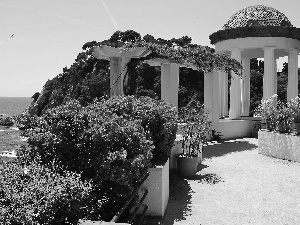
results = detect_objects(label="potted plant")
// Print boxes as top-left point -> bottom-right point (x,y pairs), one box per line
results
254,95 -> 278,131
277,106 -> 290,133
288,96 -> 300,135
177,100 -> 211,177
276,101 -> 291,133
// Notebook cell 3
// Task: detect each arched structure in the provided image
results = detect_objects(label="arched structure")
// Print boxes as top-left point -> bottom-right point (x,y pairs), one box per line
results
210,5 -> 300,121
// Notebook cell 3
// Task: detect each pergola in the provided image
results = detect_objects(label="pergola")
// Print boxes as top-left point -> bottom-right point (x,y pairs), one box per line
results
93,42 -> 242,123
210,5 -> 300,120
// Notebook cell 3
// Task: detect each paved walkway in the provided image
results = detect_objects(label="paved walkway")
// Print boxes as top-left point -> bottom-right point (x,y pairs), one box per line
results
145,138 -> 300,225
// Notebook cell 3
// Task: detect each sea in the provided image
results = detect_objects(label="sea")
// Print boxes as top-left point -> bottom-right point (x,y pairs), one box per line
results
0,97 -> 32,117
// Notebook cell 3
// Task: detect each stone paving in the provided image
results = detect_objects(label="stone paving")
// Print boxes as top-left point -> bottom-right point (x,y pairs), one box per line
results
144,138 -> 300,225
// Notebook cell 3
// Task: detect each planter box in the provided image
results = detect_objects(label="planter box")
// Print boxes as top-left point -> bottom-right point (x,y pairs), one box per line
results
138,158 -> 169,217
258,130 -> 300,162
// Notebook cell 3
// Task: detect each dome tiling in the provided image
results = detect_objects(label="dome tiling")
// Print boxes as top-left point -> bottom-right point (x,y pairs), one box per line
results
223,5 -> 293,29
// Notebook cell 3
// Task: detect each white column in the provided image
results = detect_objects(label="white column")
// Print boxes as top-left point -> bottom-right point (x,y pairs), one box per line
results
229,49 -> 242,120
263,47 -> 276,99
212,70 -> 220,126
161,63 -> 170,103
110,57 -> 122,96
219,71 -> 228,118
287,49 -> 299,101
204,70 -> 219,126
169,63 -> 179,109
241,57 -> 250,117
120,57 -> 131,95
274,58 -> 277,95
204,72 -> 213,122
161,63 -> 179,109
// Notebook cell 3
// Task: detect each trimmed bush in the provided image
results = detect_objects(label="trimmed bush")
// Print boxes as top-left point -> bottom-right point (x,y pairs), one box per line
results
20,98 -> 155,221
0,161 -> 91,225
95,95 -> 178,161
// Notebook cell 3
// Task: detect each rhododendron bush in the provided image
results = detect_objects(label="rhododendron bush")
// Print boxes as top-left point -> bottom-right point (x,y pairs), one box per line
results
10,95 -> 177,222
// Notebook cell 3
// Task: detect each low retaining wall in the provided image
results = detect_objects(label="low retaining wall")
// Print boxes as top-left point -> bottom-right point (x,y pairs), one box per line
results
139,159 -> 169,217
217,118 -> 252,139
258,130 -> 300,162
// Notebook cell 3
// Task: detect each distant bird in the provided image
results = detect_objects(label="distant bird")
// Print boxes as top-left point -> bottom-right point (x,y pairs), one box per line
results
6,34 -> 14,41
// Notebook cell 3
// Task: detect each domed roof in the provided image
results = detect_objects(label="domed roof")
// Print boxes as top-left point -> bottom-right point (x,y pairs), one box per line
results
223,5 -> 292,29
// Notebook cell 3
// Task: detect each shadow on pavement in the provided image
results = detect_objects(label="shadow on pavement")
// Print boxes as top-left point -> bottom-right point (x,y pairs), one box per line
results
143,168 -> 223,225
142,170 -> 192,225
203,138 -> 258,159
143,139 -> 257,224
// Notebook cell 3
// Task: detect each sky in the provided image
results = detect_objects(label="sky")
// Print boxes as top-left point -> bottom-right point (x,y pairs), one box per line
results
0,0 -> 300,97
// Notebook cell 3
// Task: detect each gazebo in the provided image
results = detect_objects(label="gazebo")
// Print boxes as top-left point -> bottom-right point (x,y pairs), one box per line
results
209,5 -> 300,138
210,5 -> 300,118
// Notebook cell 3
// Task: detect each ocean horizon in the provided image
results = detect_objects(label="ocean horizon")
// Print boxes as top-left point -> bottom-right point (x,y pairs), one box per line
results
0,97 -> 32,116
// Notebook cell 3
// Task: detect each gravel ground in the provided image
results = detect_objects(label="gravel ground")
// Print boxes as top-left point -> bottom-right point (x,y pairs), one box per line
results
145,138 -> 300,225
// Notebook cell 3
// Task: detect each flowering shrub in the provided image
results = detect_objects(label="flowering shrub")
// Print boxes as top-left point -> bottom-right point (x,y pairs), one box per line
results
0,161 -> 91,225
13,113 -> 38,130
20,98 -> 155,221
288,96 -> 300,123
94,95 -> 178,161
254,95 -> 295,132
254,94 -> 279,131
178,100 -> 211,157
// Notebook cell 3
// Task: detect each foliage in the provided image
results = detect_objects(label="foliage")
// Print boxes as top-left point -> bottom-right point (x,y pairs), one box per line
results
21,98 -> 154,221
178,68 -> 204,107
95,95 -> 178,161
120,41 -> 243,75
209,26 -> 300,45
14,113 -> 40,130
249,70 -> 263,116
124,60 -> 161,99
26,29 -> 243,116
178,100 -> 211,157
28,50 -> 110,116
276,101 -> 292,123
288,96 -> 300,123
0,161 -> 91,225
254,94 -> 278,131
210,129 -> 222,142
31,92 -> 40,102
124,59 -> 204,108
254,94 -> 294,132
0,116 -> 14,126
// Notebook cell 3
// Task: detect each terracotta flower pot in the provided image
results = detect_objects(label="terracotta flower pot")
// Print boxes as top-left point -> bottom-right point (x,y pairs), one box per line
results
177,154 -> 199,177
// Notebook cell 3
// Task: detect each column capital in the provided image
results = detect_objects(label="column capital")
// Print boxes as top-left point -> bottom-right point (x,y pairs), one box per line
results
231,49 -> 242,62
264,46 -> 276,50
288,49 -> 300,54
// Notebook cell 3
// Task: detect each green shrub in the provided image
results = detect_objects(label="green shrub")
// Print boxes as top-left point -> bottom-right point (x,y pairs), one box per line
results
0,116 -> 14,126
21,98 -> 154,221
0,161 -> 91,225
13,113 -> 37,130
96,95 -> 178,161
